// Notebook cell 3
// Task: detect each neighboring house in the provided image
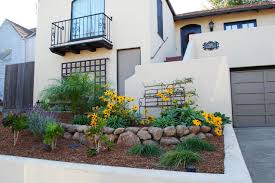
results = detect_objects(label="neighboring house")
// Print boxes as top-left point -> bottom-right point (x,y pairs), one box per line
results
0,19 -> 36,99
34,1 -> 275,127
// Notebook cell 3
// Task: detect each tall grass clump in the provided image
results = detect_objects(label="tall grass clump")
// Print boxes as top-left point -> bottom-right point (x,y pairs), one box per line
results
128,144 -> 162,157
176,138 -> 215,152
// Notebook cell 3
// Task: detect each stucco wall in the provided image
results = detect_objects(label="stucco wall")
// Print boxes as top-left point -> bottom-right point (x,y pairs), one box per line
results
125,57 -> 232,118
188,25 -> 275,68
175,9 -> 275,56
34,0 -> 173,102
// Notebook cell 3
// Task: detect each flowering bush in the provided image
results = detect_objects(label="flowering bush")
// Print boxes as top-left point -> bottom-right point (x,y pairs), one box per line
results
93,89 -> 141,128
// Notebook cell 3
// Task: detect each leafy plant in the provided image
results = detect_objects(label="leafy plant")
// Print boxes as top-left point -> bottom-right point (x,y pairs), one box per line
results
160,150 -> 201,168
106,116 -> 129,129
176,138 -> 215,152
154,115 -> 177,128
87,148 -> 97,157
214,112 -> 231,125
128,144 -> 162,157
2,113 -> 29,146
86,115 -> 113,154
27,106 -> 59,137
72,115 -> 90,125
43,122 -> 64,150
41,73 -> 105,114
208,0 -> 270,8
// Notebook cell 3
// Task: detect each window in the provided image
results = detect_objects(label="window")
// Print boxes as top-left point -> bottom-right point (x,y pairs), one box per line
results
157,0 -> 163,39
224,20 -> 257,31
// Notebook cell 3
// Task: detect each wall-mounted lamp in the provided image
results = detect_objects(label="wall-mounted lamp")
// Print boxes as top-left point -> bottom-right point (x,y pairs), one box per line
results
209,20 -> 214,32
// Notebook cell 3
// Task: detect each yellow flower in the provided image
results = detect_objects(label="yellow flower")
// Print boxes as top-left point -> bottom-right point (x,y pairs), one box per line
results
156,92 -> 163,98
88,113 -> 97,120
162,96 -> 169,102
105,83 -> 110,87
104,90 -> 112,96
90,120 -> 97,127
140,120 -> 145,126
132,105 -> 139,111
193,119 -> 202,126
126,97 -> 135,102
107,103 -> 114,109
214,128 -> 223,136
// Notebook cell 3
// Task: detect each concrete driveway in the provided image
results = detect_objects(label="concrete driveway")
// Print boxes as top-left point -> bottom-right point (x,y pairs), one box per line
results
234,127 -> 275,183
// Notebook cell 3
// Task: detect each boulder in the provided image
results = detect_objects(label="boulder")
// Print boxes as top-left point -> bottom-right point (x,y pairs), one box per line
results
143,140 -> 159,146
72,132 -> 80,141
197,132 -> 206,139
200,126 -> 211,133
137,130 -> 152,140
141,127 -> 149,131
108,134 -> 118,142
125,127 -> 140,134
79,133 -> 87,144
77,125 -> 90,133
180,133 -> 196,142
163,126 -> 176,137
103,127 -> 115,134
117,131 -> 141,147
205,133 -> 214,138
114,128 -> 125,135
160,137 -> 180,145
148,127 -> 163,141
65,124 -> 78,133
176,125 -> 190,137
189,126 -> 201,134
63,132 -> 72,140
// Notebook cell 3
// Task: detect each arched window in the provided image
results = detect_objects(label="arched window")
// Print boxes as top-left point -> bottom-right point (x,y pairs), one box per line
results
71,0 -> 105,40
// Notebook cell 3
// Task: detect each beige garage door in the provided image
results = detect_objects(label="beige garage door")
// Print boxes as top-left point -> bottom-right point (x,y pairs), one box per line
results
231,68 -> 275,127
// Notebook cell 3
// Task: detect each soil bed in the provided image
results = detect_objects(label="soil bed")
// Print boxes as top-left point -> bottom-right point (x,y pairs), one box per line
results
0,124 -> 224,173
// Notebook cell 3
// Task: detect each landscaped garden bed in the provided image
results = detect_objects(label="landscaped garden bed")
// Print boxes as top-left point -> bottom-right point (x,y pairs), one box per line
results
0,74 -> 230,174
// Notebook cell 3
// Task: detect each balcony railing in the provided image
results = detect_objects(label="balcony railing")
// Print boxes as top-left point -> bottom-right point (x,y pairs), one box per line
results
50,13 -> 112,55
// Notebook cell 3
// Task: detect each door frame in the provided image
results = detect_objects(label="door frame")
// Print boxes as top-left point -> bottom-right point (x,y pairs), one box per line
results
180,24 -> 202,56
117,47 -> 141,95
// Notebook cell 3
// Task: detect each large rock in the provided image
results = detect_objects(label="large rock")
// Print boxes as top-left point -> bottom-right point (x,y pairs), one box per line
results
114,128 -> 125,135
189,126 -> 201,134
160,137 -> 180,145
148,127 -> 163,141
64,124 -> 77,133
125,127 -> 140,134
77,125 -> 90,133
197,132 -> 206,139
79,133 -> 87,144
117,131 -> 141,147
205,133 -> 214,138
107,134 -> 118,142
72,132 -> 80,141
200,126 -> 211,133
143,140 -> 159,146
180,133 -> 196,142
137,130 -> 151,140
63,132 -> 72,139
103,127 -> 115,134
141,127 -> 149,131
176,125 -> 190,137
163,126 -> 176,137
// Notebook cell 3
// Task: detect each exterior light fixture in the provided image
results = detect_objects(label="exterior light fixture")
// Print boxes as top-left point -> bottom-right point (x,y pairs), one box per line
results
209,20 -> 214,32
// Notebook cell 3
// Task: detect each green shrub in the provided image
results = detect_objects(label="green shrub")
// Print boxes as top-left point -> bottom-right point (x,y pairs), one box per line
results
154,115 -> 177,128
72,115 -> 90,125
2,113 -> 29,146
106,116 -> 129,129
41,73 -> 105,114
128,144 -> 162,157
160,150 -> 201,168
43,122 -> 64,150
176,138 -> 215,152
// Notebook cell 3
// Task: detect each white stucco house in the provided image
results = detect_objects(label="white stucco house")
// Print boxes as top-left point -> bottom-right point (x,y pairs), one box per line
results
0,19 -> 36,99
35,0 -> 275,128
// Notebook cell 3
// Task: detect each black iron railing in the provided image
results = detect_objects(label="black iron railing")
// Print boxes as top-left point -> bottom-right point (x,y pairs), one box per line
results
51,13 -> 112,47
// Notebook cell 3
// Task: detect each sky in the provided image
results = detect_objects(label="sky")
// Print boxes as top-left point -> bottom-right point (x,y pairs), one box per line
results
0,0 -> 209,29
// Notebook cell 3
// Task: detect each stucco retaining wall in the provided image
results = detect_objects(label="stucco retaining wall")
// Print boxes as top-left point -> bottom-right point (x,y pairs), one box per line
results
0,125 -> 252,183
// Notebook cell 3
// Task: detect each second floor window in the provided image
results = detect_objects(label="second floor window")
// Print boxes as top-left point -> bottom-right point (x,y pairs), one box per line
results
224,20 -> 257,31
71,0 -> 105,39
157,0 -> 163,39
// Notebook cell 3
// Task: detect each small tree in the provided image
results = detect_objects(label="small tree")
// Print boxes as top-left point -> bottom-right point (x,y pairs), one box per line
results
43,122 -> 64,150
41,73 -> 105,114
2,113 -> 29,146
208,0 -> 271,8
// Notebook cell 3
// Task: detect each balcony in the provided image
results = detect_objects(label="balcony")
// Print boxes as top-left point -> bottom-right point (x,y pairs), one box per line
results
50,13 -> 112,56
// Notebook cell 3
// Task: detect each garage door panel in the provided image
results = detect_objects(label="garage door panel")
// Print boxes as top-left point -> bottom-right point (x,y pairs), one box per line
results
233,93 -> 265,105
267,116 -> 275,125
266,82 -> 275,92
267,93 -> 275,103
234,116 -> 266,127
231,82 -> 264,94
265,70 -> 275,81
267,104 -> 275,115
233,104 -> 266,115
231,71 -> 263,83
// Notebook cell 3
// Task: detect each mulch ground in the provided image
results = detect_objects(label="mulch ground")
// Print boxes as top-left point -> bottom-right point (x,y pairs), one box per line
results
0,124 -> 224,174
